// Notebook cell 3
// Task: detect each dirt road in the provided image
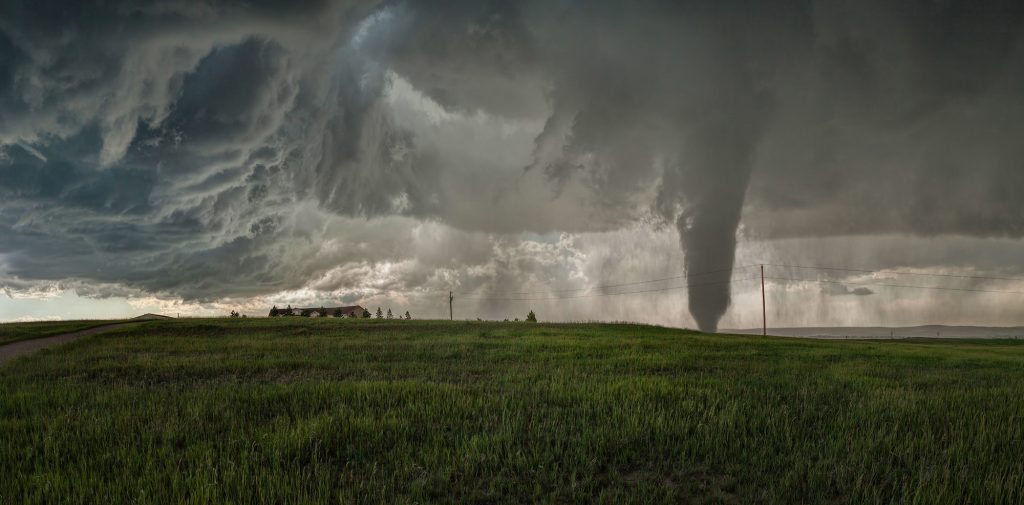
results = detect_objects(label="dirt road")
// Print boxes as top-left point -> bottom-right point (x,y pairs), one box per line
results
0,323 -> 131,365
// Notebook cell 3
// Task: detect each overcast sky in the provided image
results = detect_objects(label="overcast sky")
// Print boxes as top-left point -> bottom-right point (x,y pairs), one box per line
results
2,1 -> 1024,329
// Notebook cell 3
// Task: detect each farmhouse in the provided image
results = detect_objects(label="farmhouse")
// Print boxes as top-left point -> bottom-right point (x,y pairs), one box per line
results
269,305 -> 366,318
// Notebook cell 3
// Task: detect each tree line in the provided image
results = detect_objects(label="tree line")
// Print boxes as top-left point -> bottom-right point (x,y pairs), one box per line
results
265,305 -> 411,319
250,307 -> 538,321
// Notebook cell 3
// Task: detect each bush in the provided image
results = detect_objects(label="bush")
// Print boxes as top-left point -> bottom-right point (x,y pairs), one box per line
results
526,310 -> 537,323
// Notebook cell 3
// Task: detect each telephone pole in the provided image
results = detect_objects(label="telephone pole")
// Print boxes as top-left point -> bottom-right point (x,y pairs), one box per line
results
449,291 -> 453,321
761,264 -> 767,336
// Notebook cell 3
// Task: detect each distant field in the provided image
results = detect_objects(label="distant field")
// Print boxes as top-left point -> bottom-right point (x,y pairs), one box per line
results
2,319 -> 1023,504
0,320 -> 120,346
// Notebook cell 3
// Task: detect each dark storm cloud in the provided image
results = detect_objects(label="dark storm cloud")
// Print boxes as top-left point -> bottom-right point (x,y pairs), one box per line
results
744,1 -> 1024,240
0,0 -> 389,299
377,0 -> 1024,330
2,0 -> 1024,328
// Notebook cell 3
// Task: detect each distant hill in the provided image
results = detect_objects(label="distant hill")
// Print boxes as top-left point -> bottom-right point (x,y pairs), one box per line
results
725,325 -> 1024,339
131,314 -> 174,321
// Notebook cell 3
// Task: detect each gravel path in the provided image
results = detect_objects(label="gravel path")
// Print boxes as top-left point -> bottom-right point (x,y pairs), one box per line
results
0,323 -> 131,365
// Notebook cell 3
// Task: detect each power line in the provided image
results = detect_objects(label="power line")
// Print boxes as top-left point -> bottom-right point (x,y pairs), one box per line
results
765,276 -> 1024,295
764,263 -> 1024,283
453,264 -> 758,297
457,276 -> 762,302
440,261 -> 1024,311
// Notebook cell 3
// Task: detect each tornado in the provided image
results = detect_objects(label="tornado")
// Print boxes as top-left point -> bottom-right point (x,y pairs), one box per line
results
675,119 -> 759,333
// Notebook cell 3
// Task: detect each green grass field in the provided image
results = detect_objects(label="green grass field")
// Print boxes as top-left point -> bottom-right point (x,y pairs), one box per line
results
2,318 -> 1023,504
0,319 -> 119,346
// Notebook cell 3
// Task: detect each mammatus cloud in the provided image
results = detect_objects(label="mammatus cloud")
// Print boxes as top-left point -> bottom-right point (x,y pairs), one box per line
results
2,1 -> 1024,328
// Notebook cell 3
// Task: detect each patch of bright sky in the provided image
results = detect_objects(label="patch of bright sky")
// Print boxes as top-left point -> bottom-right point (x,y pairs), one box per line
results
350,4 -> 396,48
0,291 -> 145,321
385,71 -> 460,125
384,70 -> 546,134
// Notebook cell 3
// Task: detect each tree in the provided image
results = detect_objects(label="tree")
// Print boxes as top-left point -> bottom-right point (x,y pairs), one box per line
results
386,308 -> 393,319
526,310 -> 537,323
320,306 -> 327,317
404,311 -> 411,320
269,306 -> 279,317
376,307 -> 383,319
230,310 -> 240,318
334,308 -> 343,318
286,305 -> 293,316
362,309 -> 371,318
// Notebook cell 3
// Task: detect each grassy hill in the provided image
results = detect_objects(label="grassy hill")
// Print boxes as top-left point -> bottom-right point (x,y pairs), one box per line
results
2,318 -> 1023,504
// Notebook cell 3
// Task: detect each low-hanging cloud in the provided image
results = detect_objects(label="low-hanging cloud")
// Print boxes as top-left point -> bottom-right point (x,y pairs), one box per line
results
2,0 -> 1024,329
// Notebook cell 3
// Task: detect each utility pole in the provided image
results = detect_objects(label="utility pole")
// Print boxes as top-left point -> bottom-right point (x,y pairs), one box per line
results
449,291 -> 453,321
761,264 -> 767,336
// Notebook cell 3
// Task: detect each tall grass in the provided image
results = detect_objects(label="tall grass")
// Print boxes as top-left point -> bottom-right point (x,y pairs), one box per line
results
2,318 -> 1022,504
